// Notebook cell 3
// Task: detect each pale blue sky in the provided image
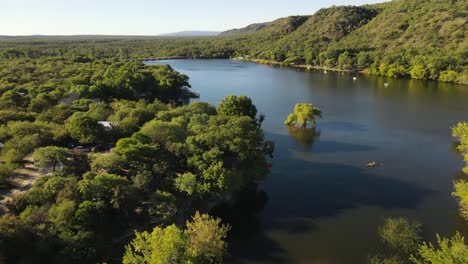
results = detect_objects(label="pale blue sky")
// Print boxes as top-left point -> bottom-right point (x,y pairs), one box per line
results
0,0 -> 388,35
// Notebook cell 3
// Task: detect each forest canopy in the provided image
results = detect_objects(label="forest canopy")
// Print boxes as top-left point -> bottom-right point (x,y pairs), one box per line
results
0,43 -> 270,263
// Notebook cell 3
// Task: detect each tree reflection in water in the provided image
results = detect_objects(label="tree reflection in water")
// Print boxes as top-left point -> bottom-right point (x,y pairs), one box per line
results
287,126 -> 321,150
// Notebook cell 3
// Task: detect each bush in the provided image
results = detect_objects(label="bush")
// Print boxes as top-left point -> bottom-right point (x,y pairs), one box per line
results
378,217 -> 422,254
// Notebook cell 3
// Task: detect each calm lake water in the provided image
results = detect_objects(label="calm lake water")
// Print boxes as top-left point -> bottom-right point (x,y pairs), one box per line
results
147,59 -> 468,264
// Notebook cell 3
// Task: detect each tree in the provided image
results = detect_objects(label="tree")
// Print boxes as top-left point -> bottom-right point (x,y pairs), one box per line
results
0,163 -> 15,187
147,191 -> 177,224
123,212 -> 229,264
410,232 -> 468,264
410,64 -> 428,79
91,152 -> 127,174
452,122 -> 468,219
65,112 -> 103,145
439,70 -> 459,83
175,172 -> 197,196
338,51 -> 354,70
452,122 -> 468,158
34,146 -> 70,172
217,95 -> 257,119
78,173 -> 134,209
453,180 -> 468,220
87,102 -> 112,121
284,103 -> 322,128
378,217 -> 422,254
357,52 -> 372,70
115,133 -> 159,166
185,212 -> 230,263
123,225 -> 187,264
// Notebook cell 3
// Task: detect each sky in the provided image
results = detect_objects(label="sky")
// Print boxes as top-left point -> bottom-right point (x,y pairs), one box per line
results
0,0 -> 388,36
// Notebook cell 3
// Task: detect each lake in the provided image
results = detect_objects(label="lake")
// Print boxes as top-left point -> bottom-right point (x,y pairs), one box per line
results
147,59 -> 468,264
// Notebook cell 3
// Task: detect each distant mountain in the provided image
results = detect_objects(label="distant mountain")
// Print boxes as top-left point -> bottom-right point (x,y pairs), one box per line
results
158,31 -> 220,37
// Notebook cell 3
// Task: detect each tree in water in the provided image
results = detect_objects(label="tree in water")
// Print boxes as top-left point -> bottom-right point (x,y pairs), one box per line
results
284,103 -> 322,128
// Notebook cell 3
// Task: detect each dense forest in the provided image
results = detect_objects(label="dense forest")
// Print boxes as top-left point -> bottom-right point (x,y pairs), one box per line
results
0,43 -> 272,263
0,0 -> 466,84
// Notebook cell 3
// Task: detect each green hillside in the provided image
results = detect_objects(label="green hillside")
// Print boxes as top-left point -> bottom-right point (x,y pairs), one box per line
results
242,6 -> 380,63
219,22 -> 271,36
221,0 -> 468,84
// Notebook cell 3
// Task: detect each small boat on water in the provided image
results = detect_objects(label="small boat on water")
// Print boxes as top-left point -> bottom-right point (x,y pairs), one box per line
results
366,161 -> 381,168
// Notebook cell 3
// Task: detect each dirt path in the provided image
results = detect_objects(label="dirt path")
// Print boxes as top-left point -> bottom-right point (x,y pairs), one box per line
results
0,154 -> 41,214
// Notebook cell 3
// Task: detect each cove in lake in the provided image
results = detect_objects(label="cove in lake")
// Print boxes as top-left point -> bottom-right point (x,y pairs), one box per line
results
146,59 -> 468,264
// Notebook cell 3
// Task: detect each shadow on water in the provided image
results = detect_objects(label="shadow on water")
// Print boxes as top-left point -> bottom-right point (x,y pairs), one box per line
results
287,126 -> 375,153
309,140 -> 377,154
211,183 -> 269,239
220,132 -> 434,263
320,121 -> 368,132
210,184 -> 289,263
267,132 -> 434,221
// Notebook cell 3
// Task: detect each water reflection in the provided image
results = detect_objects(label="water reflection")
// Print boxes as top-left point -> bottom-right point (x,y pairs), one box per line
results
287,126 -> 321,150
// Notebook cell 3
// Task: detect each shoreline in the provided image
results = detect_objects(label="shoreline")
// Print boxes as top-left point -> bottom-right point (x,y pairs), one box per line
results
142,57 -> 466,85
240,58 -> 360,74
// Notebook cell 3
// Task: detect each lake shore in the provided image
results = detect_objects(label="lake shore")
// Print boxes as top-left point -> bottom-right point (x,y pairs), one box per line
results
238,58 -> 360,74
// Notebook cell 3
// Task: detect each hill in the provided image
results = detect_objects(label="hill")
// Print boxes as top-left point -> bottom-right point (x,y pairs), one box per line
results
217,0 -> 467,84
219,22 -> 271,36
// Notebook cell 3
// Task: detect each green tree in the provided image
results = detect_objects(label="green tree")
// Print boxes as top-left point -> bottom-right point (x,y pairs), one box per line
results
410,64 -> 428,80
175,172 -> 197,196
65,112 -> 103,145
123,224 -> 188,264
439,70 -> 459,83
338,51 -> 354,70
34,146 -> 70,172
123,212 -> 229,264
185,212 -> 230,263
452,122 -> 468,158
284,103 -> 322,128
217,95 -> 257,119
78,173 -> 133,209
378,217 -> 422,254
410,232 -> 468,264
452,122 -> 468,219
0,163 -> 15,187
453,180 -> 468,220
